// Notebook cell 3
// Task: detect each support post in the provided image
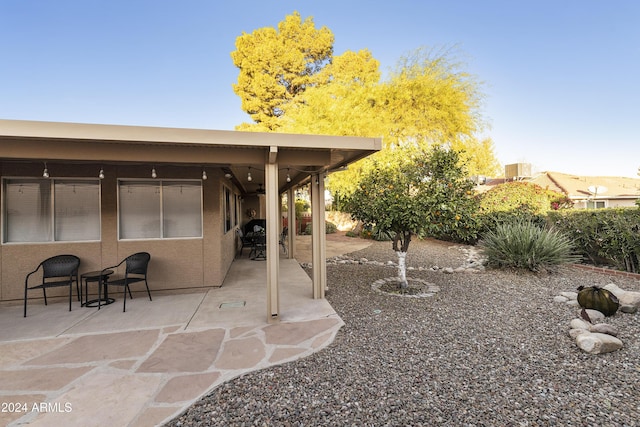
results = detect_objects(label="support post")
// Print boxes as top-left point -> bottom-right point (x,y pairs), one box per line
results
287,187 -> 296,259
310,172 -> 327,299
265,154 -> 280,321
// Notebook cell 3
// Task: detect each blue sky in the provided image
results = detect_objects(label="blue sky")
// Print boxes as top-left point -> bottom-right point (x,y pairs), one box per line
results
1,0 -> 639,178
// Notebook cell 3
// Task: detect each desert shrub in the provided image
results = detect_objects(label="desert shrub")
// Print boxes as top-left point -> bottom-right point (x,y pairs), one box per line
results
476,210 -> 546,236
371,225 -> 392,241
303,221 -> 337,235
479,220 -> 581,272
547,208 -> 640,273
301,223 -> 310,235
466,181 -> 571,246
326,221 -> 338,234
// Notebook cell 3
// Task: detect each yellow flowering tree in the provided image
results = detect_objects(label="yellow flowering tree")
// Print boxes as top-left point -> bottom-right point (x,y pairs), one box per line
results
277,45 -> 501,196
231,12 -> 334,131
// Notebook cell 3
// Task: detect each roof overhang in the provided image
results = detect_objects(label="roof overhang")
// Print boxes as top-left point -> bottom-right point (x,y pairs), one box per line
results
0,119 -> 381,193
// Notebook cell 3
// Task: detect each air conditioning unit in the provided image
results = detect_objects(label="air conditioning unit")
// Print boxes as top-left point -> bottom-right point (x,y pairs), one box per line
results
505,163 -> 532,181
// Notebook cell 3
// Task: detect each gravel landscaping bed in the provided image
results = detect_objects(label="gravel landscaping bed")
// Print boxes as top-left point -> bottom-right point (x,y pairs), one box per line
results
168,238 -> 640,426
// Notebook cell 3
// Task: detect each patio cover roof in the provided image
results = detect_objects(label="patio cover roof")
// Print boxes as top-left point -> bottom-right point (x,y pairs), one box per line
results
0,119 -> 381,193
0,118 -> 381,321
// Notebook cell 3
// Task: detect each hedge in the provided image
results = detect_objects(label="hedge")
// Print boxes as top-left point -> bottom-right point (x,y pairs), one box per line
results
546,208 -> 640,273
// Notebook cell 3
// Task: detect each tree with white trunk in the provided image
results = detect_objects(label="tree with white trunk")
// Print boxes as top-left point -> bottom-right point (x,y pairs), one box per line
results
345,146 -> 478,289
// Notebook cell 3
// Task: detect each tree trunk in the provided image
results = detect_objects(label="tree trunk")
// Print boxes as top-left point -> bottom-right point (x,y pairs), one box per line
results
392,231 -> 412,289
396,251 -> 408,289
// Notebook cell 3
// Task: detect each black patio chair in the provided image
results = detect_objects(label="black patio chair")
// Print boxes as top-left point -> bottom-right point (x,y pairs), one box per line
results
24,254 -> 81,317
101,252 -> 152,312
236,228 -> 253,257
250,233 -> 267,260
279,226 -> 288,254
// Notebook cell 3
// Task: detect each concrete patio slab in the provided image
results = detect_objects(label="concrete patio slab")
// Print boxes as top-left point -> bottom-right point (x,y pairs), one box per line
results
0,232 -> 365,426
137,329 -> 225,373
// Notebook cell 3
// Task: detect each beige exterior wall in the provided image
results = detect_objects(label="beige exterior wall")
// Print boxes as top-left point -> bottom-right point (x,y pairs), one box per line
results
0,161 -> 238,304
572,198 -> 638,209
608,199 -> 638,208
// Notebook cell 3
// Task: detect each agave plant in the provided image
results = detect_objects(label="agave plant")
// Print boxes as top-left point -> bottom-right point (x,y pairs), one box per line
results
479,219 -> 581,271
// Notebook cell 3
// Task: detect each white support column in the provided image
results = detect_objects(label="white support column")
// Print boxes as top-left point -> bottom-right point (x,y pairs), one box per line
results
310,172 -> 327,299
287,187 -> 296,259
265,152 -> 280,322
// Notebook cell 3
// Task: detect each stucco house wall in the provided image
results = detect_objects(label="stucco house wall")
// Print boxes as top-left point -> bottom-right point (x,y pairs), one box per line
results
0,118 -> 381,319
1,161 -> 239,304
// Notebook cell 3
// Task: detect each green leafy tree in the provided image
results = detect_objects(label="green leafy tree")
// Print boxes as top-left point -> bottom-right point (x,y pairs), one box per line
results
345,146 -> 478,288
231,12 -> 334,131
479,181 -> 573,215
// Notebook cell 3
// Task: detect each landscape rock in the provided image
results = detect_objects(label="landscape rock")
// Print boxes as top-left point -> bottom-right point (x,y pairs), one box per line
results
556,285 -> 634,355
619,291 -> 640,307
323,244 -> 486,275
569,328 -> 590,339
560,291 -> 578,299
174,238 -> 640,426
603,283 -> 640,307
590,323 -> 619,337
583,309 -> 605,323
603,283 -> 624,296
570,318 -> 591,330
575,332 -> 623,354
327,250 -> 636,358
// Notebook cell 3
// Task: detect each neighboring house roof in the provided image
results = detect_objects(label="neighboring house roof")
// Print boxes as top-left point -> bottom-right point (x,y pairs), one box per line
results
530,172 -> 640,200
474,172 -> 640,202
473,177 -> 506,193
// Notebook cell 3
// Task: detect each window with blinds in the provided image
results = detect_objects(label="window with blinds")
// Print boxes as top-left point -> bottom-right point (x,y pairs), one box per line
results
3,178 -> 100,243
118,180 -> 202,240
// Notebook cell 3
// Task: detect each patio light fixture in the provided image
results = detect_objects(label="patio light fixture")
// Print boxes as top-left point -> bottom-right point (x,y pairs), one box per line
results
99,167 -> 105,179
42,162 -> 49,178
151,167 -> 157,179
202,170 -> 207,180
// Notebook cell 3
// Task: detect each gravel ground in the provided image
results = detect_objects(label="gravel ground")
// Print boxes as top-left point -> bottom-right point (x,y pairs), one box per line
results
167,238 -> 640,427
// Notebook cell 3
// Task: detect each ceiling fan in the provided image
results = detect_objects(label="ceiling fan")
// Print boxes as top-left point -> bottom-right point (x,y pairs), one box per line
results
245,183 -> 266,196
